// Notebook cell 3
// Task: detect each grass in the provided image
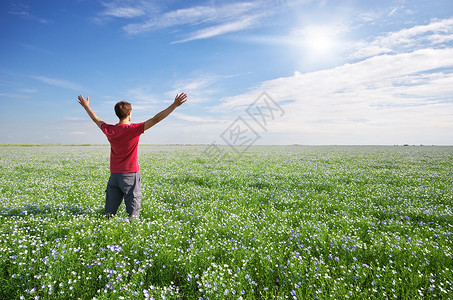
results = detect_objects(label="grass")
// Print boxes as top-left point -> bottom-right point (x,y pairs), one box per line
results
0,145 -> 452,299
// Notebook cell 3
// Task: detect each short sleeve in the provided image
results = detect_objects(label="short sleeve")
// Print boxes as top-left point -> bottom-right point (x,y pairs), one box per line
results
101,122 -> 110,135
134,122 -> 145,135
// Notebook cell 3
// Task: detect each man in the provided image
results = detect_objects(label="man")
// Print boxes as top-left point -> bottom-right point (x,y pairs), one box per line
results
77,93 -> 188,221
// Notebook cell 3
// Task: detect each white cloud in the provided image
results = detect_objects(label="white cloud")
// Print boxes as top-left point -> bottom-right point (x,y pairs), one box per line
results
20,88 -> 38,93
388,7 -> 400,16
356,5 -> 409,24
350,18 -> 453,59
99,0 -> 157,18
164,2 -> 258,27
171,112 -> 218,123
167,73 -> 235,104
105,1 -> 272,42
69,131 -> 87,136
171,15 -> 260,44
103,6 -> 144,18
8,3 -> 52,24
212,46 -> 453,144
65,117 -> 86,121
33,76 -> 83,91
125,86 -> 161,104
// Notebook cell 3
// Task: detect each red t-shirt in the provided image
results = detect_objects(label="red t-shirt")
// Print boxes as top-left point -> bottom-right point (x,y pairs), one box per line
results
101,122 -> 145,173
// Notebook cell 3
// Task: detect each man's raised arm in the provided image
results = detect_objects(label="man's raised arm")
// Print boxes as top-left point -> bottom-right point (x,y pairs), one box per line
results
144,93 -> 187,131
78,95 -> 104,129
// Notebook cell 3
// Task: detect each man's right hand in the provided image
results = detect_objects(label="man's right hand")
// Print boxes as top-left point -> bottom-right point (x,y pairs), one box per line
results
78,95 -> 90,108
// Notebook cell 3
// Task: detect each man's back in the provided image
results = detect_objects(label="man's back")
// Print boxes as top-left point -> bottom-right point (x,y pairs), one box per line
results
101,122 -> 145,173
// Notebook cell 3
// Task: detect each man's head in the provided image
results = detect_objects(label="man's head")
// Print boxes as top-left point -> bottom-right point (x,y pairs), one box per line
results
114,101 -> 132,121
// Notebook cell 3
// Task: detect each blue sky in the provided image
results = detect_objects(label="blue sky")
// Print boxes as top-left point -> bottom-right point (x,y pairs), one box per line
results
1,0 -> 453,145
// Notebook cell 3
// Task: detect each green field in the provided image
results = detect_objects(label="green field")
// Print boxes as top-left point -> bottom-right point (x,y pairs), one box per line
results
1,145 -> 452,299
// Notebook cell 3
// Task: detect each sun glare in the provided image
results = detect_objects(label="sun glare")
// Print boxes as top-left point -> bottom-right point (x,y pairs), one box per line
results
303,26 -> 336,56
293,25 -> 340,63
308,30 -> 334,52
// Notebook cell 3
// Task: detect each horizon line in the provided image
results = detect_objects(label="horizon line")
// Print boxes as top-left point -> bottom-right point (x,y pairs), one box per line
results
1,144 -> 452,147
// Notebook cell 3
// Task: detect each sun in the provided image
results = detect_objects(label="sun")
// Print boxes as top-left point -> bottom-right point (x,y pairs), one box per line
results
306,28 -> 335,53
292,25 -> 341,65
301,25 -> 337,56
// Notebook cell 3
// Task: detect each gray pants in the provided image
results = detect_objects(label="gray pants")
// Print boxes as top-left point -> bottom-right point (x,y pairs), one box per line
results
105,172 -> 142,218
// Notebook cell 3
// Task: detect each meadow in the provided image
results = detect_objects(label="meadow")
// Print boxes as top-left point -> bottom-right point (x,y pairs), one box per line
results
0,145 -> 452,299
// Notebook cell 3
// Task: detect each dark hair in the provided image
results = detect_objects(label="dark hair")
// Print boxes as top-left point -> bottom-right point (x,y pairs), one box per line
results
114,101 -> 132,120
